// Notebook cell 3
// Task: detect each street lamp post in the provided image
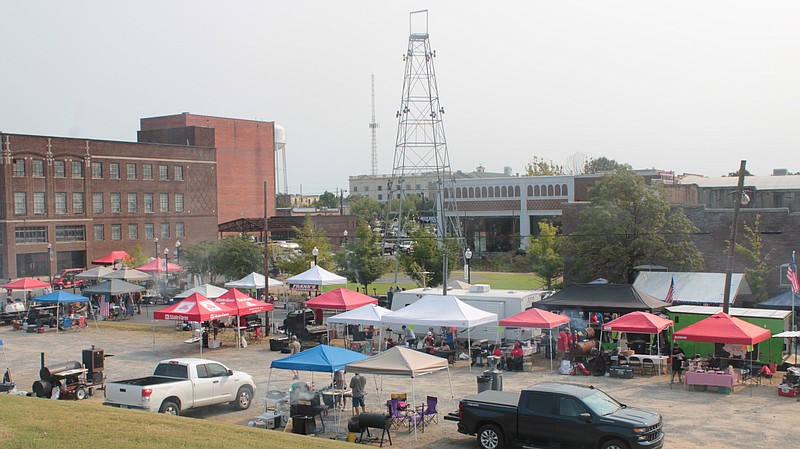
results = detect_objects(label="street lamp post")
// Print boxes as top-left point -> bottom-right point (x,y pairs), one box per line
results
312,246 -> 319,266
164,247 -> 170,286
343,229 -> 348,246
175,240 -> 181,265
47,243 -> 53,286
464,248 -> 473,284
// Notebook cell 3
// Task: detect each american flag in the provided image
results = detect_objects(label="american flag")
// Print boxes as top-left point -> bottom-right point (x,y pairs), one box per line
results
788,252 -> 800,295
665,277 -> 676,304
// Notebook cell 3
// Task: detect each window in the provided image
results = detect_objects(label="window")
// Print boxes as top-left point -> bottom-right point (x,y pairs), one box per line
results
558,397 -> 589,418
145,223 -> 155,239
161,223 -> 170,239
415,184 -> 421,190
55,192 -> 67,214
111,224 -> 121,241
143,164 -> 153,180
525,393 -> 557,414
109,163 -> 120,179
128,224 -> 138,240
174,165 -> 184,181
175,193 -> 184,212
94,224 -> 104,241
93,193 -> 104,214
71,161 -> 83,178
15,226 -> 47,244
176,222 -> 185,238
365,186 -> 369,192
91,161 -> 103,179
377,194 -> 382,201
54,161 -> 66,178
353,186 -> 358,192
33,192 -> 46,215
144,193 -> 154,213
32,159 -> 45,177
72,193 -> 84,213
12,159 -> 25,177
111,193 -> 121,213
159,165 -> 168,181
14,192 -> 26,215
127,163 -> 137,180
160,193 -> 169,212
377,185 -> 382,191
56,225 -> 85,242
127,193 -> 137,213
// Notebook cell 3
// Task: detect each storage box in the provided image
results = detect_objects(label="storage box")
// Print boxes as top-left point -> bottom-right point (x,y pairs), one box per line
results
778,384 -> 799,397
252,412 -> 283,429
718,387 -> 732,394
609,365 -> 633,379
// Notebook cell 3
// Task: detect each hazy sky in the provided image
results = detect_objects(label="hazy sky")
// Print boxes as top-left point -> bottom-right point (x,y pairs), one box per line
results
3,2 -> 800,194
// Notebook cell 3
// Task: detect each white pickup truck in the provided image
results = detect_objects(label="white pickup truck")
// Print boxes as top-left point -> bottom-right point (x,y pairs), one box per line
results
103,358 -> 256,416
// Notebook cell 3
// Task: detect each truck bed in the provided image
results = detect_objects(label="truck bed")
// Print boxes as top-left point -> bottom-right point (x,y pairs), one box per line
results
463,390 -> 520,408
109,376 -> 183,387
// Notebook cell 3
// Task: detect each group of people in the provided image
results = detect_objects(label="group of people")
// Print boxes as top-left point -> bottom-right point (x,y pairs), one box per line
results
491,342 -> 525,371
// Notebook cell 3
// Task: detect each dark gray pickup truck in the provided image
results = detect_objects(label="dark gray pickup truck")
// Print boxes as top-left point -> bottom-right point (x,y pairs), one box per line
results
445,382 -> 664,449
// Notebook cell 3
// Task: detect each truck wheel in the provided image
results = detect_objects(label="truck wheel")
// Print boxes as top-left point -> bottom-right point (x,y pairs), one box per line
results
75,387 -> 87,400
477,424 -> 504,449
600,439 -> 629,449
234,386 -> 253,410
159,400 -> 181,416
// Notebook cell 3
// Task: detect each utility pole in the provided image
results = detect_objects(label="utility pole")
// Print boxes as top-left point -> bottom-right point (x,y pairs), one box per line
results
722,160 -> 747,314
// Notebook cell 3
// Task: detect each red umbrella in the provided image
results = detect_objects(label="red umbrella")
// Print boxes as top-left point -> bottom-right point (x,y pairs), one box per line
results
2,277 -> 51,290
92,251 -> 131,265
305,288 -> 377,310
136,257 -> 182,273
602,311 -> 673,334
153,293 -> 236,322
216,289 -> 274,315
673,312 -> 770,345
499,308 -> 570,329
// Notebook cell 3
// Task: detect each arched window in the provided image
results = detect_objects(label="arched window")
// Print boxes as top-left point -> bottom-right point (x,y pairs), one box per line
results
541,185 -> 547,196
476,187 -> 481,198
527,185 -> 533,196
534,185 -> 540,196
482,187 -> 488,198
456,188 -> 461,198
468,187 -> 474,198
488,187 -> 494,198
501,186 -> 508,197
495,186 -> 501,197
514,186 -> 520,197
547,185 -> 554,196
562,184 -> 568,196
444,190 -> 449,199
555,184 -> 561,196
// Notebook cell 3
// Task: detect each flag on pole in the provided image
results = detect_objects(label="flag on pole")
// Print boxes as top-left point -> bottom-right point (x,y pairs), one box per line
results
665,277 -> 676,304
788,253 -> 800,295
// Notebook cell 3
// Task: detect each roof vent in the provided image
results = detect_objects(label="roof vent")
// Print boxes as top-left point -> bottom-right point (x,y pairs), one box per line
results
773,168 -> 788,176
469,284 -> 491,293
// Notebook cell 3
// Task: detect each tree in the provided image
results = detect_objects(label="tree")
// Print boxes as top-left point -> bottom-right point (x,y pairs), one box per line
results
398,227 -> 458,288
123,243 -> 149,269
727,168 -> 753,177
527,222 -> 563,289
216,235 -> 264,281
525,156 -> 564,176
334,220 -> 389,292
315,191 -> 339,209
348,195 -> 382,225
277,216 -> 334,275
583,156 -> 631,174
735,214 -> 769,301
564,152 -> 589,175
182,240 -> 224,284
568,169 -> 704,283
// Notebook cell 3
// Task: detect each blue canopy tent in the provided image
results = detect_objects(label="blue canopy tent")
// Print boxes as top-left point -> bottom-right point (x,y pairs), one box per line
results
31,291 -> 97,332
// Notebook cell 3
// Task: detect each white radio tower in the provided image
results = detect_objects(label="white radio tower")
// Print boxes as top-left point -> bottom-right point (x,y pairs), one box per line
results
369,74 -> 379,176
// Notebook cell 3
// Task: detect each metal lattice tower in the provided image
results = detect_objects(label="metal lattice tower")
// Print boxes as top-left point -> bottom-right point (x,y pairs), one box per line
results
369,74 -> 379,176
388,10 -> 462,246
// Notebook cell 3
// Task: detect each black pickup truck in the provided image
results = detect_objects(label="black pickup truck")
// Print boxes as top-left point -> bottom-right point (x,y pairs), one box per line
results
445,382 -> 664,449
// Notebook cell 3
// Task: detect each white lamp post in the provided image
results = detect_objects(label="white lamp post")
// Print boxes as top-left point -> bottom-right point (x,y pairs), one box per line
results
464,248 -> 473,284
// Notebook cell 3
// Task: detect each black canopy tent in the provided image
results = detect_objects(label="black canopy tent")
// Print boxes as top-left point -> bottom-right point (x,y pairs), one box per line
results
535,283 -> 671,314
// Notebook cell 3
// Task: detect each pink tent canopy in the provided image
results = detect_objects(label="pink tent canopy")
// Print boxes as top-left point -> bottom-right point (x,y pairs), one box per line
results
92,251 -> 131,265
499,308 -> 570,329
137,257 -> 182,273
2,277 -> 51,290
153,293 -> 236,322
673,312 -> 771,345
304,288 -> 378,310
215,288 -> 274,316
602,311 -> 673,334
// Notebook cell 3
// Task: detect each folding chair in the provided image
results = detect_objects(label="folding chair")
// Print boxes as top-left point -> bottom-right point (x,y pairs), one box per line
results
641,359 -> 657,376
628,356 -> 642,375
423,396 -> 438,425
61,317 -> 73,332
386,399 -> 408,431
76,316 -> 87,331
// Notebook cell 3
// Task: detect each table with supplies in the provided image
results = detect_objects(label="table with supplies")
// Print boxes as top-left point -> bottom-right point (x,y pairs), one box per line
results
684,370 -> 738,392
610,354 -> 669,374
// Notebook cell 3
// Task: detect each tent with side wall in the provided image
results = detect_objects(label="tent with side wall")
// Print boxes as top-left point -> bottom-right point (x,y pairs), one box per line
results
344,346 -> 453,441
601,311 -> 674,377
498,308 -> 570,370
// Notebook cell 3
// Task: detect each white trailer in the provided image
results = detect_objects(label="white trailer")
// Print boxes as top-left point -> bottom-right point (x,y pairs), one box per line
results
390,284 -> 552,342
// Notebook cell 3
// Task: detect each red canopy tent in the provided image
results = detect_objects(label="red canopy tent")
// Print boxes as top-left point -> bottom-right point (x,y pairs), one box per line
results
136,257 -> 182,273
499,308 -> 570,370
216,288 -> 274,315
3,277 -> 51,290
305,288 -> 377,311
673,312 -> 770,345
602,311 -> 673,334
153,293 -> 237,355
92,251 -> 131,265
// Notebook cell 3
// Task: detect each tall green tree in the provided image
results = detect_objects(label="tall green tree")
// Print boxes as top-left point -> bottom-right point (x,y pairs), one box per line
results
583,156 -> 631,174
398,227 -> 458,288
315,191 -> 339,209
277,215 -> 334,275
348,195 -> 382,225
123,243 -> 149,269
217,235 -> 264,281
527,222 -> 563,289
182,240 -> 224,284
525,156 -> 565,176
735,214 -> 769,301
569,169 -> 704,283
334,221 -> 388,292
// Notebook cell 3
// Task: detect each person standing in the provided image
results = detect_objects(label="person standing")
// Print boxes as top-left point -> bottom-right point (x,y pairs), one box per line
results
289,335 -> 302,380
671,343 -> 686,383
402,325 -> 416,347
333,369 -> 347,410
349,372 -> 367,416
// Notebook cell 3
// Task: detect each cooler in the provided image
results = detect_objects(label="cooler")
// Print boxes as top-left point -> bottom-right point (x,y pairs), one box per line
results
609,365 -> 634,379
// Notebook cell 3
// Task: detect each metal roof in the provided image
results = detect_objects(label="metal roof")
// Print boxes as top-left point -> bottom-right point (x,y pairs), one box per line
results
680,174 -> 800,190
633,272 -> 750,305
666,305 -> 791,319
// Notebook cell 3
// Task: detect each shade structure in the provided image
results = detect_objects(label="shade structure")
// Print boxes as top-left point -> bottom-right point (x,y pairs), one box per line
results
305,288 -> 378,311
215,289 -> 274,315
174,284 -> 228,299
92,251 -> 131,265
381,295 -> 497,328
83,279 -> 145,295
673,312 -> 771,345
75,267 -> 116,280
32,291 -> 89,304
2,278 -> 51,290
270,344 -> 369,373
224,272 -> 283,289
328,304 -> 392,326
499,308 -> 570,329
286,265 -> 347,286
136,257 -> 182,273
757,290 -> 799,311
153,293 -> 236,322
602,311 -> 673,334
535,283 -> 670,314
101,268 -> 152,281
344,346 -> 448,376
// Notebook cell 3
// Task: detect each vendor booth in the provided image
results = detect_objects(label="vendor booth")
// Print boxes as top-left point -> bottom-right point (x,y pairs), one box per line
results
327,303 -> 391,354
153,293 -> 236,354
536,283 -> 670,314
498,308 -> 570,370
30,290 -> 98,333
602,311 -> 674,377
214,288 -> 273,348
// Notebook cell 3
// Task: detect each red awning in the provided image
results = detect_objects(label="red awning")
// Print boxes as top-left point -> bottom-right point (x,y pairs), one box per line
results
602,311 -> 673,334
304,288 -> 378,310
153,293 -> 236,322
92,251 -> 131,265
499,308 -> 570,329
2,277 -> 51,291
215,288 -> 274,316
673,312 -> 770,345
136,257 -> 182,273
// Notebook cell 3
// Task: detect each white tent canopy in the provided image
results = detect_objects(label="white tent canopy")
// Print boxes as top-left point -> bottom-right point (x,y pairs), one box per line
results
224,272 -> 283,289
328,304 -> 392,326
286,265 -> 347,286
381,294 -> 498,328
633,271 -> 750,305
174,284 -> 228,299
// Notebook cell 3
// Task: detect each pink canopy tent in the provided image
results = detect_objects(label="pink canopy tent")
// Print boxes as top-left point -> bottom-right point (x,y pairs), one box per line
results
136,257 -> 182,273
673,312 -> 770,345
602,311 -> 673,334
92,251 -> 131,265
305,288 -> 378,311
499,308 -> 571,370
153,293 -> 236,355
3,277 -> 51,291
216,288 -> 274,315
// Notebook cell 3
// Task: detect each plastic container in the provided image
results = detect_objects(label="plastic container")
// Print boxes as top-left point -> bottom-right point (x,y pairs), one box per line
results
477,375 -> 492,393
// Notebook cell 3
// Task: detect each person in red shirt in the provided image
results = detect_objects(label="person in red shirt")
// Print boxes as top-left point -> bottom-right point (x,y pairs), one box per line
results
510,342 -> 524,371
491,345 -> 507,370
557,330 -> 569,359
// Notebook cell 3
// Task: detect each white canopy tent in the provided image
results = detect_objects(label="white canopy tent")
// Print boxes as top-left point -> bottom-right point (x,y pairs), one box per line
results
286,265 -> 347,286
327,304 -> 392,348
224,272 -> 284,289
173,284 -> 228,299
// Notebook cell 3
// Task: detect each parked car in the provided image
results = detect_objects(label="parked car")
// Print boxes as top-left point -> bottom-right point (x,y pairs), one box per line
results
51,268 -> 86,290
445,381 -> 664,449
104,358 -> 256,415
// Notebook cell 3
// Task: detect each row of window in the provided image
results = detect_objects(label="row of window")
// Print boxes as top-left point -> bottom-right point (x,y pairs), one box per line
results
15,223 -> 185,244
449,184 -> 569,199
353,184 -> 423,193
12,159 -> 184,181
13,192 -> 184,215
